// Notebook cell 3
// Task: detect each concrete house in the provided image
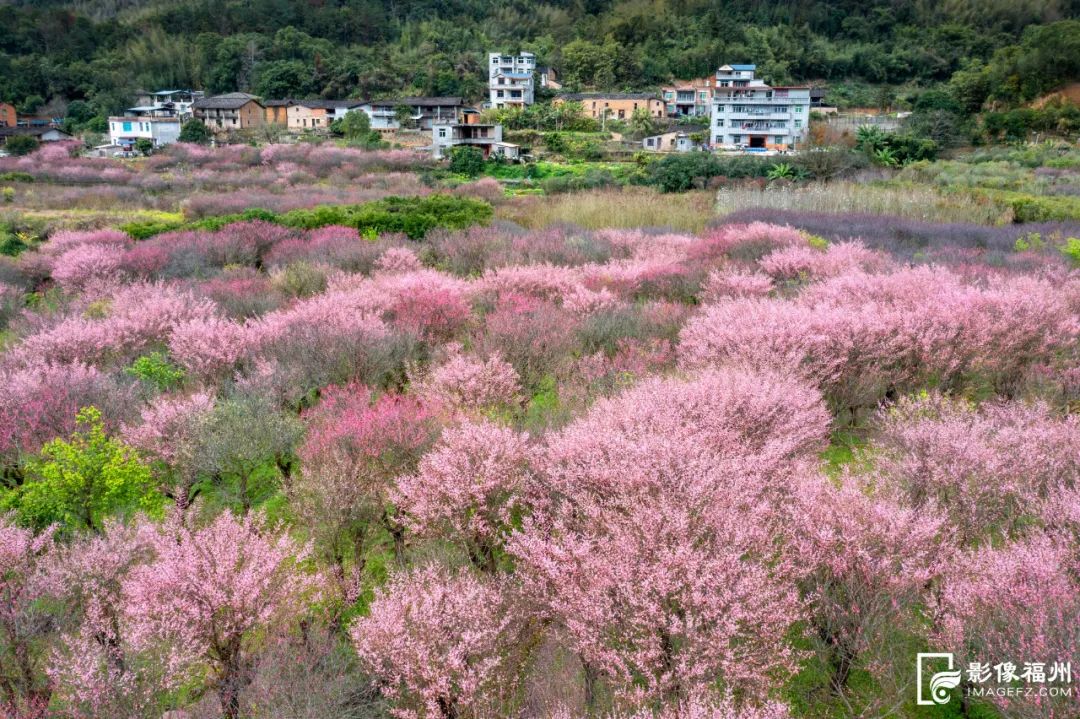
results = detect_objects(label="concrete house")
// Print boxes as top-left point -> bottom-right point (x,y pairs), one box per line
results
661,77 -> 713,117
108,116 -> 182,149
192,93 -> 266,133
432,120 -> 517,160
489,52 -> 536,108
643,128 -> 706,153
710,64 -> 810,151
536,66 -> 561,90
360,97 -> 467,131
130,90 -> 204,120
0,103 -> 16,128
553,93 -> 666,120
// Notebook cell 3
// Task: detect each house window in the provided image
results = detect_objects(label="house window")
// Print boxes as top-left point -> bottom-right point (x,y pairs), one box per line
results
497,90 -> 504,98
716,119 -> 724,127
795,105 -> 805,112
699,92 -> 707,101
438,128 -> 446,138
123,121 -> 132,132
774,136 -> 785,144
715,105 -> 724,112
714,135 -> 722,144
794,119 -> 802,128
618,109 -> 625,119
663,91 -> 673,100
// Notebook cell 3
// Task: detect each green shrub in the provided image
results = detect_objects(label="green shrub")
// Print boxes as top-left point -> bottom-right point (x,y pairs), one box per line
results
273,261 -> 328,297
191,207 -> 278,231
4,135 -> 40,156
448,146 -> 485,177
1,407 -> 163,532
0,172 -> 34,183
120,218 -> 186,239
1060,237 -> 1080,267
647,153 -> 779,192
125,352 -> 185,391
2,187 -> 13,203
1003,193 -> 1080,222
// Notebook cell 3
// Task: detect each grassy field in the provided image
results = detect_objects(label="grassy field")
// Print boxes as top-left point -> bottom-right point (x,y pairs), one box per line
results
496,186 -> 715,232
714,182 -> 1016,225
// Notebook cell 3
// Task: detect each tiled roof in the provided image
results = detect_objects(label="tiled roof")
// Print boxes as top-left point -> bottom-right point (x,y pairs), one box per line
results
293,99 -> 366,109
193,93 -> 263,110
0,126 -> 73,138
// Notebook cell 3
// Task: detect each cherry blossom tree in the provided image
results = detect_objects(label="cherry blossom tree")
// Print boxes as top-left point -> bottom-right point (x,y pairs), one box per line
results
351,564 -> 527,719
413,344 -> 522,416
510,369 -> 824,706
0,517 -> 62,718
122,512 -> 321,719
937,534 -> 1080,719
793,481 -> 949,714
394,421 -> 531,572
47,522 -> 156,718
862,393 -> 1080,547
293,384 -> 441,600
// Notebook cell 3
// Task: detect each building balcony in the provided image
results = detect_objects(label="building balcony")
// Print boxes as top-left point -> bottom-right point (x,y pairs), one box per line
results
722,110 -> 792,119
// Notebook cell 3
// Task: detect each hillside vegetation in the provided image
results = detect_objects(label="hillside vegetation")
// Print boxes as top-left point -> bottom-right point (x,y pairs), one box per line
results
1,0 -> 1079,118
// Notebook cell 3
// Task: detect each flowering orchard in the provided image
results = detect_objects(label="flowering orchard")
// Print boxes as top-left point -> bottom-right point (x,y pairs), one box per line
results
0,211 -> 1078,719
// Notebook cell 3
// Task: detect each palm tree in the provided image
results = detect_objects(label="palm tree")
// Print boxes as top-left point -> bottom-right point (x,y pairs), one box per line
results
767,162 -> 797,180
855,125 -> 886,152
873,147 -> 899,167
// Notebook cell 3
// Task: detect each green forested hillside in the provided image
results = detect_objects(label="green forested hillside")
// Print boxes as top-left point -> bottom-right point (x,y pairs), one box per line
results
0,0 -> 1078,116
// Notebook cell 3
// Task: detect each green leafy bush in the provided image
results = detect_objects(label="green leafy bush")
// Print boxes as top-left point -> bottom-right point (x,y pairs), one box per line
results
125,352 -> 185,391
1,407 -> 162,532
647,153 -> 779,192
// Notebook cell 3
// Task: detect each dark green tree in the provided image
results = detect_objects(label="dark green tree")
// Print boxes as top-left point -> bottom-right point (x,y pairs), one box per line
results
448,146 -> 485,177
4,135 -> 39,156
179,118 -> 212,144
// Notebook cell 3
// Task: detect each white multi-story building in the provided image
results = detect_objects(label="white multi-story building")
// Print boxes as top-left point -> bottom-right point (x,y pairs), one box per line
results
130,90 -> 205,120
710,64 -> 810,151
488,52 -> 535,108
108,116 -> 182,149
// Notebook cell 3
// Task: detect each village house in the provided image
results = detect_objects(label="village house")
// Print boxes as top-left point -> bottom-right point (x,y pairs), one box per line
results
16,115 -> 62,128
130,90 -> 204,120
432,119 -> 518,160
710,64 -> 811,151
553,93 -> 666,120
0,126 -> 74,147
108,115 -> 181,149
0,103 -> 16,128
287,99 -> 367,132
287,101 -> 331,132
661,77 -> 713,117
192,93 -> 266,133
536,66 -> 561,90
263,99 -> 296,125
488,52 -> 536,108
360,97 -> 468,131
642,127 -> 707,153
535,65 -> 561,89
